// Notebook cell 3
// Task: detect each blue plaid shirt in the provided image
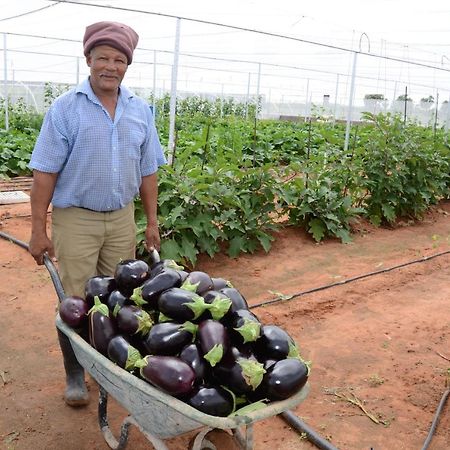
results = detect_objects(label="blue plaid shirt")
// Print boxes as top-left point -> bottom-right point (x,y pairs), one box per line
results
29,78 -> 167,211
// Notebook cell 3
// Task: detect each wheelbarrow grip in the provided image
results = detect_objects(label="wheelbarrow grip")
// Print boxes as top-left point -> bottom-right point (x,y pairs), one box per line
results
43,253 -> 66,303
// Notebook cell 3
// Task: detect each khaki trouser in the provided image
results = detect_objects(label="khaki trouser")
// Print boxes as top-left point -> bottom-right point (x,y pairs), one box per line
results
51,203 -> 136,298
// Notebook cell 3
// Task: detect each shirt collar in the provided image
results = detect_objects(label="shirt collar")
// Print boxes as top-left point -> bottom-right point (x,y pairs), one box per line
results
76,78 -> 135,104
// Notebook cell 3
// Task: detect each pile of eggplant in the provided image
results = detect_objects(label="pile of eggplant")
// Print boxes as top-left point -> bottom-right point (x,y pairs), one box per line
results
59,255 -> 310,417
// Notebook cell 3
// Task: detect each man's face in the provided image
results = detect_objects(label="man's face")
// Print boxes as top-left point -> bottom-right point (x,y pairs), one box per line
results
86,45 -> 128,95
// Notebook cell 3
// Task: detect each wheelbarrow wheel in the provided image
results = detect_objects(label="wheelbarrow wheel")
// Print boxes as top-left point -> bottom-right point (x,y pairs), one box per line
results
188,429 -> 239,450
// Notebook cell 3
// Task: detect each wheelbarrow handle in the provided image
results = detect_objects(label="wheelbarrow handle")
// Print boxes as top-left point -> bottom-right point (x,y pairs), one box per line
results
43,253 -> 66,303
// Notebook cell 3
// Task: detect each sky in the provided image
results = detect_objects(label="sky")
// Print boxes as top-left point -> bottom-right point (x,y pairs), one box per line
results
1,0 -> 450,107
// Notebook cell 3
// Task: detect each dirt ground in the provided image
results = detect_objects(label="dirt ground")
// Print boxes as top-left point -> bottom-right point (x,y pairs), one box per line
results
1,192 -> 450,450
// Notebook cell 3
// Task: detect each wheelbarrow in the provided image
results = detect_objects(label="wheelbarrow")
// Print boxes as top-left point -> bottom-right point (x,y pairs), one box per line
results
44,253 -> 309,450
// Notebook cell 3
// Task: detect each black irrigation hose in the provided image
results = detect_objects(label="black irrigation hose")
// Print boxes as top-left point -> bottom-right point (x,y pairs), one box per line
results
421,388 -> 450,450
2,230 -> 450,450
249,249 -> 450,309
281,411 -> 339,450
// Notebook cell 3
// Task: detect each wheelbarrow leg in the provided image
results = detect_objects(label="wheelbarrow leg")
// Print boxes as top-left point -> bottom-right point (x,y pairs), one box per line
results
57,329 -> 89,407
98,386 -> 169,450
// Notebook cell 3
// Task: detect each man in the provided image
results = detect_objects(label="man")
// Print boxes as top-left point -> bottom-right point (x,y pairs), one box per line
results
28,21 -> 166,406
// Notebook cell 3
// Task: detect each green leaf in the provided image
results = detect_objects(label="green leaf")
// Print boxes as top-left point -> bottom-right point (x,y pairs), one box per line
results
256,232 -> 273,252
228,235 -> 245,258
161,239 -> 182,261
381,203 -> 396,222
308,218 -> 326,242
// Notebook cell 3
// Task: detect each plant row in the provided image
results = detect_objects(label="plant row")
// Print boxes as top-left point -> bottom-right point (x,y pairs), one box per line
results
1,99 -> 449,265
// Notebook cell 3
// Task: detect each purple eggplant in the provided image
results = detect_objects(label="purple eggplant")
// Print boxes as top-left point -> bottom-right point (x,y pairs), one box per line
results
254,325 -> 299,362
88,296 -> 117,356
229,309 -> 261,345
181,271 -> 214,295
185,385 -> 234,417
214,352 -> 266,395
84,275 -> 116,307
106,289 -> 131,316
59,295 -> 89,329
136,355 -> 195,397
107,335 -> 142,371
197,319 -> 229,367
139,268 -> 183,307
256,358 -> 309,401
116,305 -> 153,336
211,277 -> 232,291
158,288 -> 209,322
142,321 -> 197,356
150,258 -> 185,278
219,287 -> 249,324
114,259 -> 150,295
179,343 -> 209,384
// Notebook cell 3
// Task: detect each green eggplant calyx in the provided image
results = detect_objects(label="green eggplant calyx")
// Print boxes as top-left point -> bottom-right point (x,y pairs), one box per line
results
166,260 -> 185,271
135,355 -> 149,372
135,310 -> 154,335
158,312 -> 172,322
184,295 -> 208,319
229,400 -> 268,417
204,344 -> 224,367
238,358 -> 266,391
181,321 -> 198,337
287,342 -> 300,359
88,296 -> 109,317
234,319 -> 261,343
207,296 -> 232,320
125,346 -> 142,371
221,385 -> 237,414
130,287 -> 148,307
180,279 -> 200,292
112,303 -> 121,318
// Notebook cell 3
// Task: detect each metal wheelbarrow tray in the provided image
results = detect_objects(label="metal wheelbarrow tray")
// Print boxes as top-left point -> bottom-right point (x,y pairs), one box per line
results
56,315 -> 309,450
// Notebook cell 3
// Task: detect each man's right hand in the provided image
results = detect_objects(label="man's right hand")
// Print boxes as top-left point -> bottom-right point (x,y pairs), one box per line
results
29,233 -> 56,265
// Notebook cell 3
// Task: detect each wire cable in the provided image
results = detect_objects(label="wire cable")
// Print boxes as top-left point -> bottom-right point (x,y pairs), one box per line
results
0,3 -> 61,23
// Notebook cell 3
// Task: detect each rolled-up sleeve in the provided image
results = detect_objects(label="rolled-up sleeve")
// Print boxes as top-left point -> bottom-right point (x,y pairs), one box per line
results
140,106 -> 167,176
29,104 -> 70,173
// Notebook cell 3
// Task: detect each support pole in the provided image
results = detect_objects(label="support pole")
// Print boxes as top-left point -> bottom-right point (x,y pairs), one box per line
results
3,33 -> 9,130
152,50 -> 157,115
167,18 -> 181,166
256,62 -> 261,119
344,51 -> 358,151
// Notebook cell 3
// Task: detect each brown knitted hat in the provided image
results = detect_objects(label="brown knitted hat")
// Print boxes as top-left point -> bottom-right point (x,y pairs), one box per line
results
83,21 -> 139,64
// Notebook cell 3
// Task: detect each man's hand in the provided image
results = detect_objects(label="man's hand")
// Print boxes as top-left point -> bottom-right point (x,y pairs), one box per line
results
29,232 -> 56,265
144,223 -> 161,252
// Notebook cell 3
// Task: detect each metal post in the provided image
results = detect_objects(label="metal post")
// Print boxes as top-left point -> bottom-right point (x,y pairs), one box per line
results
76,56 -> 80,86
245,72 -> 251,119
256,62 -> 261,119
305,78 -> 310,120
333,73 -> 339,122
344,52 -> 358,151
3,33 -> 9,131
167,18 -> 181,166
403,86 -> 408,124
152,50 -> 157,114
